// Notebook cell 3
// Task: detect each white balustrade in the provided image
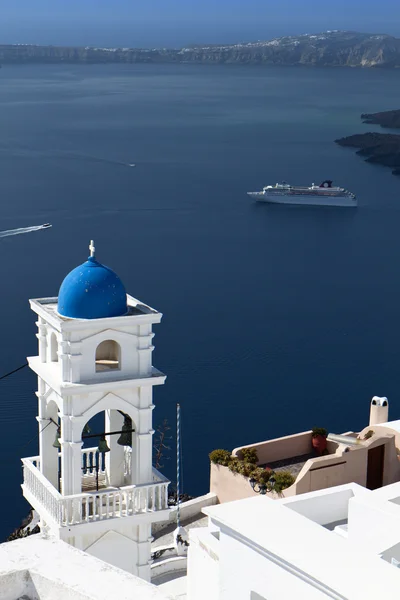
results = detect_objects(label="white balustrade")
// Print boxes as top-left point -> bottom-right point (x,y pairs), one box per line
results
22,458 -> 62,525
81,447 -> 106,477
21,455 -> 170,528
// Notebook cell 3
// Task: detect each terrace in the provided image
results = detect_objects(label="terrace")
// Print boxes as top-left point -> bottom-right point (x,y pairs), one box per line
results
22,447 -> 169,528
210,428 -> 399,503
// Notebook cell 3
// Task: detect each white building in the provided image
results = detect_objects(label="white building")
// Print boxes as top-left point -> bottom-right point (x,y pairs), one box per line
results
188,480 -> 400,600
0,535 -> 169,600
21,241 -> 170,581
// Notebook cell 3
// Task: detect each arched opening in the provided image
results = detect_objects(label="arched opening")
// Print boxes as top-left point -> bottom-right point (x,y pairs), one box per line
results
95,340 -> 121,372
50,333 -> 58,362
80,408 -> 136,492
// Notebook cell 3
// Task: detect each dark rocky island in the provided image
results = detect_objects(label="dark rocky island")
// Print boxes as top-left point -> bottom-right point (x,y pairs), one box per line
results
3,31 -> 400,67
361,110 -> 400,128
336,110 -> 400,176
336,132 -> 400,175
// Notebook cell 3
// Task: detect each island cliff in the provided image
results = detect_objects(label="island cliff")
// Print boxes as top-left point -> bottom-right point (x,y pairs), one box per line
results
3,31 -> 400,67
336,111 -> 400,176
361,110 -> 400,128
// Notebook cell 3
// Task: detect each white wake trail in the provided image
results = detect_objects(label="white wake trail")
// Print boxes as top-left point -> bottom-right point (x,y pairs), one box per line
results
0,224 -> 51,238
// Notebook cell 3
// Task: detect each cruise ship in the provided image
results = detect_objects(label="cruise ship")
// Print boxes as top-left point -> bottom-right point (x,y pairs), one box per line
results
248,180 -> 357,207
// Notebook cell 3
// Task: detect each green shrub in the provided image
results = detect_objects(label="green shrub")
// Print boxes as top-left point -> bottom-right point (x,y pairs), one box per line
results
209,448 -> 294,494
312,427 -> 328,438
229,459 -> 258,477
259,469 -> 274,485
247,467 -> 275,485
249,466 -> 264,481
270,470 -> 295,493
209,449 -> 232,466
240,448 -> 258,464
240,462 -> 257,477
228,458 -> 241,473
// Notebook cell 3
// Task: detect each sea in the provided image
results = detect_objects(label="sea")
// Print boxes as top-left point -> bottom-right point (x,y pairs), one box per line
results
1,63 -> 400,540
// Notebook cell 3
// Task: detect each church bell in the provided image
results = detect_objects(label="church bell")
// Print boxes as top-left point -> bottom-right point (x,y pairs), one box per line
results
53,426 -> 61,449
117,414 -> 133,447
83,423 -> 91,435
97,434 -> 110,453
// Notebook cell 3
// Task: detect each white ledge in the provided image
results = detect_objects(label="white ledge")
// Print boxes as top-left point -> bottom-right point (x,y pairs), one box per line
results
27,356 -> 166,395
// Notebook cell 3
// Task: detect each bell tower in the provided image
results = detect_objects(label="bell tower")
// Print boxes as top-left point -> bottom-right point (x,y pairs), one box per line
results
21,241 -> 170,581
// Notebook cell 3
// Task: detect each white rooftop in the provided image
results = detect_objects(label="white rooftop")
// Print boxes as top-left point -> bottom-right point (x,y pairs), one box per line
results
0,535 -> 170,600
375,420 -> 400,432
204,482 -> 400,600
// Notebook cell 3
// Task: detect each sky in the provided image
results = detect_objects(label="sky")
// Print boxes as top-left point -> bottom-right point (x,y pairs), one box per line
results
0,0 -> 400,48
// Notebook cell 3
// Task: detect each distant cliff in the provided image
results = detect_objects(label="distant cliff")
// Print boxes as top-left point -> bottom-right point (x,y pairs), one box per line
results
361,109 -> 400,128
3,31 -> 400,67
336,131 -> 400,176
336,109 -> 400,175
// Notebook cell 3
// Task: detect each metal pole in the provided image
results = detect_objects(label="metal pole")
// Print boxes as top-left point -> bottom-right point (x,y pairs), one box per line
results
177,403 -> 181,529
96,455 -> 99,491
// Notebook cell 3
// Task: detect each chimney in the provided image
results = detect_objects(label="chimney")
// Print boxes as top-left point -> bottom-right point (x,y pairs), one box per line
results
369,396 -> 389,426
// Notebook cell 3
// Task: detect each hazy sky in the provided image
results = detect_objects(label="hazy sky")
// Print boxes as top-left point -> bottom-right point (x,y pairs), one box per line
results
1,0 -> 400,47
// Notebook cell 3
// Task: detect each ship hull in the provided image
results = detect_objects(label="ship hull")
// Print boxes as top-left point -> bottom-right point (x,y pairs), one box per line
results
248,192 -> 357,207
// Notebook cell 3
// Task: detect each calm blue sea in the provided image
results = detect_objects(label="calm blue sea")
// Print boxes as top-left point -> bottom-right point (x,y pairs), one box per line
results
1,63 -> 400,539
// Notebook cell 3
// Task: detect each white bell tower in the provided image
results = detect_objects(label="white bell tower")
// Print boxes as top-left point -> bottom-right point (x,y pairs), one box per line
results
21,241 -> 170,581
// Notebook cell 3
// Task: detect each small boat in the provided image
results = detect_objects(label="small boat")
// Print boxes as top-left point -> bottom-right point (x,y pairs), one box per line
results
42,223 -> 52,228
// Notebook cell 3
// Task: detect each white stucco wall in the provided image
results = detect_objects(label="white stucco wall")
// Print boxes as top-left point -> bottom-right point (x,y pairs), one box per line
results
217,531 -> 330,600
84,530 -> 139,574
196,493 -> 400,600
347,488 -> 400,556
0,535 -> 169,600
187,528 -> 219,600
281,484 -> 368,525
152,493 -> 217,535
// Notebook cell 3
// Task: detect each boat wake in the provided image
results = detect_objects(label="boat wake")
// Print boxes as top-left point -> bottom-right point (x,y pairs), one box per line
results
0,147 -> 136,169
62,153 -> 136,169
0,224 -> 52,238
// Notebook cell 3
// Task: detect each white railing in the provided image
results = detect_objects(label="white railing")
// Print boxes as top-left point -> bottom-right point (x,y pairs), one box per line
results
22,457 -> 63,524
62,481 -> 169,525
22,455 -> 170,527
81,447 -> 106,479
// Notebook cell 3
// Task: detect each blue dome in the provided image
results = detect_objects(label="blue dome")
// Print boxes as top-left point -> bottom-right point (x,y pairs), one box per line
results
58,255 -> 128,320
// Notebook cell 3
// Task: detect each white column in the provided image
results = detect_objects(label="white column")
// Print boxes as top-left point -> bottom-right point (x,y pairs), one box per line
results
70,344 -> 82,384
133,431 -> 154,485
137,325 -> 154,377
71,441 -> 83,495
131,387 -> 154,485
36,318 -> 47,363
135,524 -> 152,582
60,416 -> 83,496
60,442 -> 72,496
59,340 -> 70,383
105,410 -> 125,487
37,394 -> 59,489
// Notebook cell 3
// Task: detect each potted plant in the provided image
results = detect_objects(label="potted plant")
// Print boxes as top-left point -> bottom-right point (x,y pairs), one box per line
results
312,427 -> 328,455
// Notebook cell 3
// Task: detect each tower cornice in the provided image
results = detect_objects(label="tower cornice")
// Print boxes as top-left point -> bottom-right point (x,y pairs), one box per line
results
28,355 -> 166,396
30,296 -> 162,334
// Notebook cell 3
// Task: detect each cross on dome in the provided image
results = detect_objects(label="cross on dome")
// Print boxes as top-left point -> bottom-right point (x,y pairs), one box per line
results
89,240 -> 95,258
